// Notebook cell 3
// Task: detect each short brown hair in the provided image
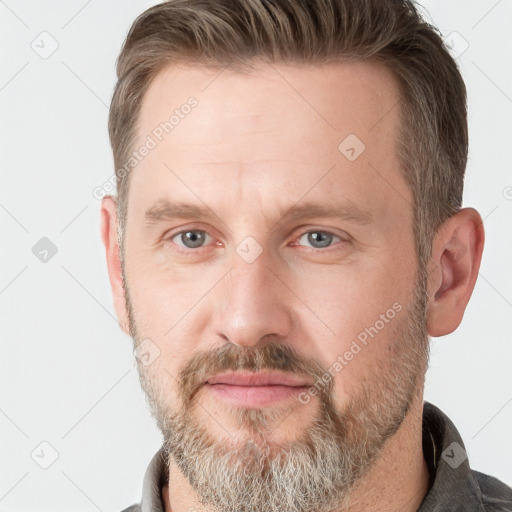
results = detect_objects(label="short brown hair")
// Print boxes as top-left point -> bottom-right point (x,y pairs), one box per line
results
108,0 -> 467,271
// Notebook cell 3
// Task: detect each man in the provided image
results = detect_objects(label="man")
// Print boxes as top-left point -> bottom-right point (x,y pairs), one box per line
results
101,0 -> 512,511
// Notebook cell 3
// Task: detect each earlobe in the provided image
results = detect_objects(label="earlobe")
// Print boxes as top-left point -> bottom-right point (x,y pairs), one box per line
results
426,208 -> 485,337
100,196 -> 131,336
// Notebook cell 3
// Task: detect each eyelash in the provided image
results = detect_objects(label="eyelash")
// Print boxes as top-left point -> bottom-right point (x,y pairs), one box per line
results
165,227 -> 348,253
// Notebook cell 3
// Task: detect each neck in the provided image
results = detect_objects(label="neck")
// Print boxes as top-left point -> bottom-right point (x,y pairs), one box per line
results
161,391 -> 430,512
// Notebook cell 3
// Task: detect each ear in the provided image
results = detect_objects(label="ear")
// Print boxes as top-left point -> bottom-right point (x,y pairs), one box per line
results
100,195 -> 130,336
426,207 -> 485,337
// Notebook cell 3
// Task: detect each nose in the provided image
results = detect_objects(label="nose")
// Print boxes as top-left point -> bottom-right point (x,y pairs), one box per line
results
212,249 -> 293,348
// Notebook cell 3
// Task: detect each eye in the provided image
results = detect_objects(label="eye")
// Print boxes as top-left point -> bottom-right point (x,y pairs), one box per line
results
170,229 -> 213,249
166,228 -> 346,252
296,230 -> 343,249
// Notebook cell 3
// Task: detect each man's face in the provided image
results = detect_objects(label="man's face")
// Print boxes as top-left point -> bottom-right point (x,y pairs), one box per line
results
121,61 -> 429,512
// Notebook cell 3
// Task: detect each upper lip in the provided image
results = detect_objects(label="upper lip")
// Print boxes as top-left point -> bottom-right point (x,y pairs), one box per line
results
205,371 -> 312,387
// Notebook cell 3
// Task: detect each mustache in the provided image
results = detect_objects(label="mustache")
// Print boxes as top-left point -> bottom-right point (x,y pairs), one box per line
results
177,341 -> 332,406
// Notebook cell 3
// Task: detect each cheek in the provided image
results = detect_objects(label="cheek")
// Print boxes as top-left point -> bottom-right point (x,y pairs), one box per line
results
127,269 -> 209,372
125,256 -> 209,334
295,260 -> 405,328
294,264 -> 410,385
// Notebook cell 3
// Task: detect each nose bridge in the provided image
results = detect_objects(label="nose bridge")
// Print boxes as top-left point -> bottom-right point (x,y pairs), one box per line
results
232,248 -> 273,311
213,243 -> 292,347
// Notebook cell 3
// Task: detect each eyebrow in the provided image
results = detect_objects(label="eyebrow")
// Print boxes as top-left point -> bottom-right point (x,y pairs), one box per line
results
143,199 -> 374,228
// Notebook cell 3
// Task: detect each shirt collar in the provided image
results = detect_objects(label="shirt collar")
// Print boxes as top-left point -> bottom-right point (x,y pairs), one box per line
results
139,401 -> 487,512
418,401 -> 486,511
140,445 -> 166,512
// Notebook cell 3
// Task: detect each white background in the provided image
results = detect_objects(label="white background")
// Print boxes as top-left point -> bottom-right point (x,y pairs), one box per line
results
0,1 -> 511,511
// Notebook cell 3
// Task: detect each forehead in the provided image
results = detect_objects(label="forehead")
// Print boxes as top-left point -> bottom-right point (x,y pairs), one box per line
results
137,59 -> 401,145
128,60 -> 410,227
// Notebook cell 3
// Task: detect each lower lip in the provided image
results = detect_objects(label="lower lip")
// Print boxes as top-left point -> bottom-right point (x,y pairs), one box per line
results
205,383 -> 310,408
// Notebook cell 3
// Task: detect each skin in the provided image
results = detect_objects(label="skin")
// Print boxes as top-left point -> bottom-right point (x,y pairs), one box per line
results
101,60 -> 484,511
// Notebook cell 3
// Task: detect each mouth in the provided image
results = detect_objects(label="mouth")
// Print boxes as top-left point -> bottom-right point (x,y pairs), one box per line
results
203,371 -> 312,408
205,370 -> 312,387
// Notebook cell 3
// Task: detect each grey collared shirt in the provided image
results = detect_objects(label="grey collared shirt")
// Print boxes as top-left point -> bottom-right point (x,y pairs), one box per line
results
120,401 -> 512,512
